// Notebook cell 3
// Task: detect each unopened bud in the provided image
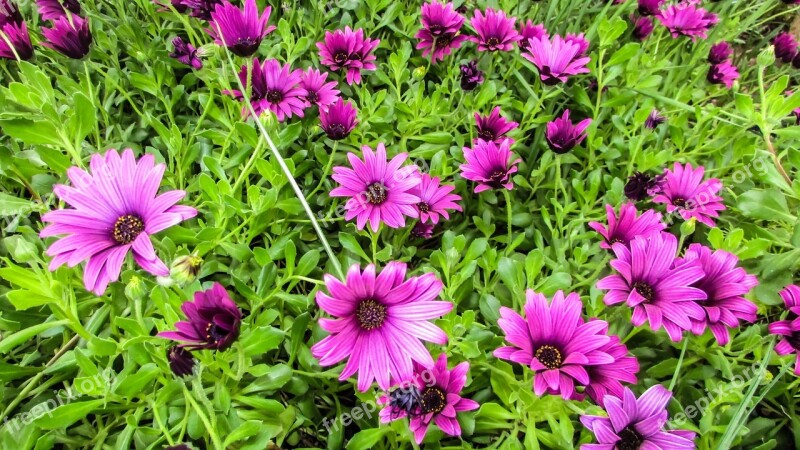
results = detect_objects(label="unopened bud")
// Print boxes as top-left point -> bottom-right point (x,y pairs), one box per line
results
125,275 -> 146,300
757,46 -> 775,68
170,254 -> 202,284
412,66 -> 426,79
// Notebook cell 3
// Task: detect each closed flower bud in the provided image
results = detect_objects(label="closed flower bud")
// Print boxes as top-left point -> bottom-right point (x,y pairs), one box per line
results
125,275 -> 146,300
412,66 -> 427,79
167,346 -> 195,377
170,254 -> 203,284
757,46 -> 776,67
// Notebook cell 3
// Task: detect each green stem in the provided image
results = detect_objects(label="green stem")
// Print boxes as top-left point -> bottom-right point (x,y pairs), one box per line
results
503,189 -> 513,251
182,387 -> 224,450
668,338 -> 689,392
307,140 -> 339,200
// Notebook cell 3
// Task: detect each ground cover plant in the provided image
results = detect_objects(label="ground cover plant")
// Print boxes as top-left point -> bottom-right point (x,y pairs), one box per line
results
0,0 -> 800,448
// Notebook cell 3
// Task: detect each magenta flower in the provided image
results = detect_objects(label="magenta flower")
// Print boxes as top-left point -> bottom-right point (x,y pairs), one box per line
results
656,3 -> 717,41
169,37 -> 202,70
707,61 -> 739,89
773,32 -> 798,63
0,0 -> 23,24
0,19 -> 33,60
316,27 -> 380,85
589,203 -> 665,250
167,346 -> 195,377
411,222 -> 435,239
624,171 -> 664,201
581,385 -> 697,450
597,232 -> 707,342
311,262 -> 452,391
183,0 -> 222,20
206,0 -> 275,57
159,283 -> 242,351
523,35 -> 591,85
474,106 -> 518,144
565,33 -> 590,56
40,149 -> 197,295
494,290 -> 614,399
299,68 -> 339,108
637,0 -> 662,16
652,162 -> 725,227
330,143 -> 420,232
708,41 -> 732,64
41,14 -> 92,59
459,60 -> 483,90
645,109 -> 665,129
226,58 -> 307,121
415,1 -> 468,63
769,285 -> 800,375
35,0 -> 80,20
468,8 -> 520,52
583,335 -> 639,407
518,20 -> 547,50
546,110 -> 592,153
632,15 -> 654,41
411,174 -> 462,224
379,354 -> 478,444
320,98 -> 358,140
682,244 -> 758,345
459,139 -> 521,193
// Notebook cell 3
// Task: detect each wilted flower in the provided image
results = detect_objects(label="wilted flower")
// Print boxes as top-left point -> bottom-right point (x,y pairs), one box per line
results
41,14 -> 92,59
415,1 -> 468,63
773,32 -> 798,63
656,2 -> 717,41
226,58 -> 307,121
523,35 -> 591,85
167,346 -> 196,377
645,109 -> 665,129
708,41 -> 733,64
206,0 -> 275,57
459,60 -> 483,90
637,0 -> 662,16
624,171 -> 663,201
545,110 -> 591,154
183,0 -> 223,20
411,222 -> 435,238
459,139 -> 521,193
159,283 -> 242,351
317,27 -> 380,85
474,106 -> 518,144
169,37 -> 202,70
468,8 -> 521,52
320,98 -> 358,140
707,61 -> 739,88
35,0 -> 81,20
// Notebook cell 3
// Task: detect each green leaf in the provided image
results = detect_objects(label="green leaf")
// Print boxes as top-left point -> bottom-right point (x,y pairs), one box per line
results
345,428 -> 388,450
33,400 -> 106,430
0,192 -> 37,217
737,189 -> 796,222
68,92 -> 97,142
0,119 -> 63,146
223,421 -> 263,447
338,232 -> 370,262
0,320 -> 68,354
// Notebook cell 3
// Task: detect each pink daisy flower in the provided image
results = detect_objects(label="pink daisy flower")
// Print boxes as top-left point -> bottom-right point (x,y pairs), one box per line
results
474,106 -> 518,145
226,58 -> 307,121
415,1 -> 468,63
769,285 -> 800,375
411,174 -> 462,224
589,203 -> 665,250
468,8 -> 521,52
299,68 -> 339,108
656,2 -> 717,41
545,109 -> 592,153
652,162 -> 725,227
320,98 -> 358,140
522,35 -> 590,85
459,139 -> 521,193
583,335 -> 640,407
518,20 -> 547,50
316,26 -> 379,85
707,61 -> 739,89
206,0 -> 275,57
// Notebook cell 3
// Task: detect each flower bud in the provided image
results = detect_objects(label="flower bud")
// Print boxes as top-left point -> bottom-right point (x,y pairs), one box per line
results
170,254 -> 203,285
412,66 -> 426,79
167,346 -> 195,377
757,46 -> 775,68
679,217 -> 696,237
125,275 -> 146,300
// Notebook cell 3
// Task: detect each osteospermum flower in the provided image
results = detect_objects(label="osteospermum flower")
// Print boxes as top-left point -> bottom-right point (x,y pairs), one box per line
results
412,174 -> 462,224
656,2 -> 717,41
707,61 -> 739,89
169,37 -> 202,70
518,20 -> 547,50
459,60 -> 483,90
565,33 -> 590,56
583,335 -> 639,407
415,1 -> 467,63
523,35 -> 590,85
645,109 -> 665,129
652,162 -> 725,227
40,149 -> 198,295
226,58 -> 307,121
624,171 -> 664,201
330,143 -> 420,231
41,14 -> 92,59
773,32 -> 798,63
36,0 -> 80,20
474,107 -> 518,145
0,19 -> 33,60
494,290 -> 614,399
316,27 -> 380,85
159,283 -> 242,351
459,139 -> 521,193
708,41 -> 732,64
319,98 -> 358,140
637,0 -> 662,16
167,346 -> 195,377
299,68 -> 339,108
589,203 -> 665,250
632,15 -> 654,41
682,244 -> 758,345
183,0 -> 222,20
769,285 -> 800,375
411,222 -> 435,239
469,8 -> 520,52
379,354 -> 479,444
581,385 -> 697,450
0,0 -> 23,24
597,232 -> 707,342
311,262 -> 452,391
206,0 -> 275,57
546,110 -> 591,153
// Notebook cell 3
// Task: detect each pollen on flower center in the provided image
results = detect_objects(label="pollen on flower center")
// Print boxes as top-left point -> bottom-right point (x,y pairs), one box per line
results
112,214 -> 145,244
306,91 -> 319,103
672,197 -> 687,208
365,182 -> 388,205
616,426 -> 645,450
534,344 -> 563,369
489,169 -> 507,183
420,387 -> 446,414
417,202 -> 431,213
205,322 -> 225,344
266,89 -> 283,104
632,281 -> 656,302
334,51 -> 348,63
356,299 -> 387,330
327,123 -> 347,139
478,130 -> 496,141
486,37 -> 500,47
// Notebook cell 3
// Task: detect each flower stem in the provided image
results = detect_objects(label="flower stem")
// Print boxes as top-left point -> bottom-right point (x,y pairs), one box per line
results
667,337 -> 689,392
183,386 -> 224,450
307,140 -> 339,200
503,189 -> 513,252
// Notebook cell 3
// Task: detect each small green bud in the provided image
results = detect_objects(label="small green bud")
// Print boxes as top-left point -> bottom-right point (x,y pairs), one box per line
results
412,66 -> 427,79
125,275 -> 146,300
757,46 -> 775,68
170,254 -> 203,285
679,217 -> 696,237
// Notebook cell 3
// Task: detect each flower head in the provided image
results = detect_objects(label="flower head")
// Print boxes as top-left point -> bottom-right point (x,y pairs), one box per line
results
0,0 -> 23,25
183,0 -> 222,20
589,203 -> 665,250
41,14 -> 92,59
415,1 -> 467,63
769,285 -> 800,375
523,35 -> 591,85
597,232 -> 707,341
167,346 -> 196,377
411,174 -> 462,224
320,98 -> 358,140
0,20 -> 33,60
40,149 -> 197,295
624,171 -> 664,201
707,61 -> 739,89
411,222 -> 435,239
379,354 -> 479,444
518,20 -> 546,50
459,139 -> 521,193
311,262 -> 452,391
330,143 -> 420,231
459,60 -> 483,90
565,33 -> 590,56
637,0 -> 663,16
159,283 -> 242,351
468,8 -> 520,52
546,109 -> 591,153
632,15 -> 654,41
316,27 -> 379,85
474,106 -> 518,145
299,68 -> 339,108
645,109 -> 666,129
583,336 -> 639,407
773,32 -> 798,63
656,3 -> 717,41
708,41 -> 732,64
226,58 -> 307,121
652,162 -> 725,227
494,290 -> 614,399
206,0 -> 275,57
170,37 -> 202,70
35,0 -> 81,20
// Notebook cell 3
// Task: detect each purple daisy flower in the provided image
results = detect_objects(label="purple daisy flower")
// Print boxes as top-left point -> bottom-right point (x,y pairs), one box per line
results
682,244 -> 758,345
707,61 -> 739,89
159,283 -> 242,351
589,203 -> 665,250
206,0 -> 274,57
330,143 -> 420,232
320,98 -> 358,140
474,106 -> 518,145
459,139 -> 521,193
518,20 -> 547,50
415,1 -> 468,64
169,37 -> 202,70
580,385 -> 697,450
35,0 -> 80,20
311,262 -> 452,391
316,26 -> 380,85
379,354 -> 479,444
637,0 -> 663,16
624,171 -> 664,201
708,41 -> 732,64
632,15 -> 654,41
0,0 -> 23,24
183,0 -> 222,20
468,8 -> 521,52
523,35 -> 591,85
652,162 -> 725,227
40,149 -> 198,295
656,3 -> 717,41
645,109 -> 666,129
494,290 -> 614,400
597,232 -> 707,342
565,33 -> 590,56
226,58 -> 307,121
773,32 -> 798,63
41,14 -> 92,59
546,109 -> 592,154
411,222 -> 435,239
583,335 -> 639,407
459,60 -> 483,90
769,285 -> 800,375
411,174 -> 462,224
299,68 -> 339,108
0,20 -> 33,60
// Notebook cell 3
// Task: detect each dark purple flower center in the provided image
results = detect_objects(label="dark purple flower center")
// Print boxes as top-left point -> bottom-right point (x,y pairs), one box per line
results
365,182 -> 388,205
417,202 -> 431,213
356,299 -> 387,330
113,214 -> 145,244
334,52 -> 349,64
420,387 -> 446,414
429,24 -> 446,36
325,123 -> 349,140
609,238 -> 625,245
435,33 -> 454,48
230,37 -> 260,57
632,282 -> 655,302
478,129 -> 496,142
535,344 -> 563,369
306,91 -> 319,104
486,37 -> 500,48
266,89 -> 283,104
205,322 -> 228,344
787,333 -> 800,351
616,426 -> 645,450
624,172 -> 656,201
488,169 -> 508,187
672,197 -> 687,208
